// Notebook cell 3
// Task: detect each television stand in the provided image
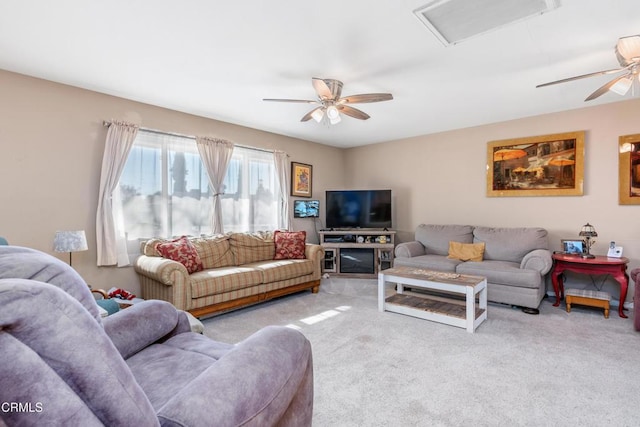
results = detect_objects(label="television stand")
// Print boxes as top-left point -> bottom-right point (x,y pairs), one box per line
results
319,229 -> 395,279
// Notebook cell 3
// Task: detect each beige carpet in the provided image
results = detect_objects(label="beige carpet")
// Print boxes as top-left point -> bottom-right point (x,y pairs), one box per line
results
203,277 -> 640,426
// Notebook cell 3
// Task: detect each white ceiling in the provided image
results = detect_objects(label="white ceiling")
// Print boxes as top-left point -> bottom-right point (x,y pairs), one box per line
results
1,0 -> 639,148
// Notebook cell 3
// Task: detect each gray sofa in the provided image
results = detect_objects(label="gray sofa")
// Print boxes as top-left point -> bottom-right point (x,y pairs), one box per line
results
0,246 -> 313,426
394,224 -> 553,311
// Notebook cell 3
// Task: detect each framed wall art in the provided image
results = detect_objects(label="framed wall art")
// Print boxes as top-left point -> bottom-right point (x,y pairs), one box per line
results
618,133 -> 640,205
486,131 -> 585,197
291,162 -> 313,197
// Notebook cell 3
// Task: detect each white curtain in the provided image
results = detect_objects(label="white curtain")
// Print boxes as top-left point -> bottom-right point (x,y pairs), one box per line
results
96,121 -> 139,266
274,150 -> 291,230
196,137 -> 234,234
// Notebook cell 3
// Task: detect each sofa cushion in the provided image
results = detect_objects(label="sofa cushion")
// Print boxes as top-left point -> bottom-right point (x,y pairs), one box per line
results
274,230 -> 306,260
393,254 -> 462,272
190,234 -> 235,269
156,237 -> 204,274
415,224 -> 474,256
229,232 -> 275,265
447,241 -> 485,262
473,227 -> 549,263
456,260 -> 543,289
252,259 -> 315,283
190,267 -> 264,298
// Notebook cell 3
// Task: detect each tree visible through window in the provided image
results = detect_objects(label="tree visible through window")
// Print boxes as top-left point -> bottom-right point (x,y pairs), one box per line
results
118,130 -> 281,240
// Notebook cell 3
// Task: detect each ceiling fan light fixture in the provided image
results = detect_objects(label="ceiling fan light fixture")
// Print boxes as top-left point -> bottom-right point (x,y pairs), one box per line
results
326,105 -> 341,124
616,35 -> 640,64
610,76 -> 633,95
311,108 -> 325,123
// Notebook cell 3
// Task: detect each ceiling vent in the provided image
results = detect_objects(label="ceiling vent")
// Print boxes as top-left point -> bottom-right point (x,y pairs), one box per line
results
414,0 -> 560,46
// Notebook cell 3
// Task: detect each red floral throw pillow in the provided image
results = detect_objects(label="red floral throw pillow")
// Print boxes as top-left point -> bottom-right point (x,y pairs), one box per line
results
155,236 -> 204,274
274,230 -> 307,260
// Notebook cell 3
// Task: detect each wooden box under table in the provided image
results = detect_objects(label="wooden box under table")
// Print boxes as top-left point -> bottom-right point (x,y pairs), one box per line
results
565,288 -> 611,318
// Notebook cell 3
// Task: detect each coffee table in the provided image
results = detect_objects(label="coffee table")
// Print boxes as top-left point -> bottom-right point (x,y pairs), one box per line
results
378,266 -> 487,333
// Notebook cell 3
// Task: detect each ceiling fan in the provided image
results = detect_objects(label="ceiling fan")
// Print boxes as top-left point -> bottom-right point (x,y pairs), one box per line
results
537,35 -> 640,101
263,77 -> 393,124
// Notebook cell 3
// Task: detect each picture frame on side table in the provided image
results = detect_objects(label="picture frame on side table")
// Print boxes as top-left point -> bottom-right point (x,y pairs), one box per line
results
561,239 -> 584,255
618,133 -> 640,205
487,131 -> 585,197
291,162 -> 313,197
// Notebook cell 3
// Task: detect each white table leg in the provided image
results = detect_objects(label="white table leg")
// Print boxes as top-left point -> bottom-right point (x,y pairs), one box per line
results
479,283 -> 487,311
378,274 -> 385,312
466,285 -> 475,333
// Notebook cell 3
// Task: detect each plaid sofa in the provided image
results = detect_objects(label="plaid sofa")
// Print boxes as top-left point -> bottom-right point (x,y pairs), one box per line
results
134,231 -> 323,318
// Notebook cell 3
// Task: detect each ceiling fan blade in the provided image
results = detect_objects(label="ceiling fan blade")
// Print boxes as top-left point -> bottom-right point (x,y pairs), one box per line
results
301,106 -> 324,122
263,98 -> 317,103
584,74 -> 631,101
339,93 -> 394,104
536,68 -> 627,88
312,78 -> 333,100
337,105 -> 370,120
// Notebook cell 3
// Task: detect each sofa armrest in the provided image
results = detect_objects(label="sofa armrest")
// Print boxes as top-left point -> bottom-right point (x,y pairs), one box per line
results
395,241 -> 426,258
133,255 -> 189,286
520,249 -> 553,275
103,300 -> 186,359
157,325 -> 313,427
305,243 -> 323,279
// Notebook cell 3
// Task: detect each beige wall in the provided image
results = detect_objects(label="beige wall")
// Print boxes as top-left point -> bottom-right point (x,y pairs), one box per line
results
2,68 -> 639,304
344,98 -> 640,303
0,70 -> 344,294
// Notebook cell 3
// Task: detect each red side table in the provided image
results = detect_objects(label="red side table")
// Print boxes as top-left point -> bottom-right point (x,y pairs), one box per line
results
550,254 -> 630,318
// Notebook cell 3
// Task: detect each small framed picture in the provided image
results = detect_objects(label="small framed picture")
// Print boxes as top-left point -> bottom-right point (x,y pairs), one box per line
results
561,239 -> 584,255
291,162 -> 312,197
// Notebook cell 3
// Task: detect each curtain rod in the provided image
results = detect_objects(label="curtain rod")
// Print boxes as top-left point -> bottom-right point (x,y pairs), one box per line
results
102,120 -> 282,155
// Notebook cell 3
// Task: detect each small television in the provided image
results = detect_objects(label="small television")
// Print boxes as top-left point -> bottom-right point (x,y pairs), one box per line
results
293,200 -> 320,218
325,190 -> 392,229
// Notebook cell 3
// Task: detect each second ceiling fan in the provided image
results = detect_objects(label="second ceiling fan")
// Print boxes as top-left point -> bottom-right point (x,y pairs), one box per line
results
537,34 -> 640,101
263,77 -> 393,124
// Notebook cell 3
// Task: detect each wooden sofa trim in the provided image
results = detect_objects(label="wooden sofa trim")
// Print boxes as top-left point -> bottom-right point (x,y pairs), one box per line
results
188,279 -> 320,318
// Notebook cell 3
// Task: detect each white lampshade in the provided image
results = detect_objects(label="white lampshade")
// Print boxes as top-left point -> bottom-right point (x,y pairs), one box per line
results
311,108 -> 324,123
609,76 -> 633,96
54,230 -> 88,253
327,105 -> 341,124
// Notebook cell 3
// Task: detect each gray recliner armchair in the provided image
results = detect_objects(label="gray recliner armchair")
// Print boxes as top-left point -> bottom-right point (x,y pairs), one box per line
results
0,246 -> 313,427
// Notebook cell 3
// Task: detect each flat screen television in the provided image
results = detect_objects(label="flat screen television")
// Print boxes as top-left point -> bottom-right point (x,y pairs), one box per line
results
293,200 -> 320,218
325,190 -> 392,229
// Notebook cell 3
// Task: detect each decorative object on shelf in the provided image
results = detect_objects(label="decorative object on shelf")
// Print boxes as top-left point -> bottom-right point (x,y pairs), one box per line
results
486,131 -> 585,197
578,223 -> 597,259
618,133 -> 640,205
291,162 -> 312,197
53,230 -> 88,266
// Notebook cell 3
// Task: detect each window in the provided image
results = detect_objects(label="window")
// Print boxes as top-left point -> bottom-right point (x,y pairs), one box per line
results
221,146 -> 282,232
118,130 -> 282,239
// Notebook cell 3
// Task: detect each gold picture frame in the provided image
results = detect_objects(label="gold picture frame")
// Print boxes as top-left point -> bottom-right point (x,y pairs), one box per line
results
487,131 -> 585,197
618,133 -> 640,205
291,162 -> 313,197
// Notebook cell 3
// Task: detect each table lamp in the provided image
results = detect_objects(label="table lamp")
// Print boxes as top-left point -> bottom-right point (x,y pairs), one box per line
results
578,223 -> 597,259
54,230 -> 88,266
